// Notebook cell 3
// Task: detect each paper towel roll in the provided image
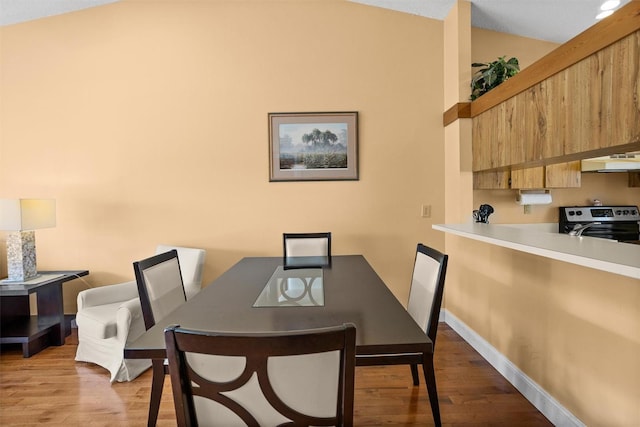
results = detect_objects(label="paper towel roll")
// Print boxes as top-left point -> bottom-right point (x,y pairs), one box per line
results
516,192 -> 552,205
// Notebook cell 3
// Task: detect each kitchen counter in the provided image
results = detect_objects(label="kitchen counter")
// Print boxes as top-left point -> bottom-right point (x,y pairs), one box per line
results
433,223 -> 640,279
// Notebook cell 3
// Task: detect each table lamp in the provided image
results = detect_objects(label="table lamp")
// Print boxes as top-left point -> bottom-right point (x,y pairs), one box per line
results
0,199 -> 56,282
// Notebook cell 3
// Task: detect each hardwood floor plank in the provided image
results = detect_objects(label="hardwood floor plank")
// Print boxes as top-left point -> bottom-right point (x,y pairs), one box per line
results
0,324 -> 552,426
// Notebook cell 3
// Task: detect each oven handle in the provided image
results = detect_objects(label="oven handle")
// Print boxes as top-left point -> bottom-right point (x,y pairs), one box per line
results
568,222 -> 602,236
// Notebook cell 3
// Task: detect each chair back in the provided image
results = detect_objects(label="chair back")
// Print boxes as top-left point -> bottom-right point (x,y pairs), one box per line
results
406,243 -> 448,347
134,250 -> 187,330
283,232 -> 332,257
164,323 -> 356,427
155,245 -> 206,299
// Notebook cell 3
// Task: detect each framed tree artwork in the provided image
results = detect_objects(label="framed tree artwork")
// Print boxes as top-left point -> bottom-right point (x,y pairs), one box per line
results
268,112 -> 359,181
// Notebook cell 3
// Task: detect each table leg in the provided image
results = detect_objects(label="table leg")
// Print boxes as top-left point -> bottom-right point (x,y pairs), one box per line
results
35,283 -> 65,345
22,335 -> 49,358
148,359 -> 166,427
422,354 -> 441,427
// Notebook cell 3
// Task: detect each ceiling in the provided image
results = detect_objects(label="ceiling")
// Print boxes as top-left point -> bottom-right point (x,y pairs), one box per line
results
349,0 -> 631,43
0,0 -> 631,43
0,0 -> 118,27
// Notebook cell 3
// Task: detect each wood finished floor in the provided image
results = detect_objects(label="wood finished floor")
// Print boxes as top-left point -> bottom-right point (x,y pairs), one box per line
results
0,324 -> 552,426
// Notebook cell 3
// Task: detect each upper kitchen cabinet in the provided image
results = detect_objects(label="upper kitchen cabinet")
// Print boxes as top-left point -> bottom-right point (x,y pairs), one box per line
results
561,32 -> 640,156
511,162 -> 582,189
473,170 -> 510,190
474,161 -> 581,190
464,2 -> 640,174
472,99 -> 514,170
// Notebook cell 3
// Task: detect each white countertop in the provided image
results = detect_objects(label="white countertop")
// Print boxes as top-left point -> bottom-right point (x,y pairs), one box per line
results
433,222 -> 640,279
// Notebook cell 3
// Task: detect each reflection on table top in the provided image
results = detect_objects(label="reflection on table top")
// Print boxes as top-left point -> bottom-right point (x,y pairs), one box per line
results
253,266 -> 324,307
283,255 -> 331,269
124,255 -> 430,360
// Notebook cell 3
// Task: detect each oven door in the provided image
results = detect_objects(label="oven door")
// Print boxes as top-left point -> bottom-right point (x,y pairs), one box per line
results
578,222 -> 640,241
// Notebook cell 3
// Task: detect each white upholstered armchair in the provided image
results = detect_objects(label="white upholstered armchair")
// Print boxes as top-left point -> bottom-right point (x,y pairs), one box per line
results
74,245 -> 206,382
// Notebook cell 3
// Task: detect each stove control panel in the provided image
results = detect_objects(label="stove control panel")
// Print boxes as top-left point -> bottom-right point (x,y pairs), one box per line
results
560,206 -> 640,222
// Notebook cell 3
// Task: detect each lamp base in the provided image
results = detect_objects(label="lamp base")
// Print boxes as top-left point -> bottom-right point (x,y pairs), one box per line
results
6,230 -> 38,282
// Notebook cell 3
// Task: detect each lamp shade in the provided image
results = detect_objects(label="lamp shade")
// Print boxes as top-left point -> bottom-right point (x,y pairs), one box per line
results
0,199 -> 56,231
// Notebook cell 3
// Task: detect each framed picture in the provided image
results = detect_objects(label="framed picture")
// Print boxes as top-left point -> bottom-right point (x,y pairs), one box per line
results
269,111 -> 358,181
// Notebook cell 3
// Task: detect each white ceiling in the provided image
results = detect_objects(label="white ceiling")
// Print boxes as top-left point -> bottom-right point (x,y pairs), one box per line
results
0,0 -> 631,43
349,0 -> 631,43
0,0 -> 118,27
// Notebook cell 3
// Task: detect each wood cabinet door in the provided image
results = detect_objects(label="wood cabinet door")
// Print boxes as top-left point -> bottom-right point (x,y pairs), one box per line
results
545,161 -> 582,188
473,171 -> 510,189
510,167 -> 544,189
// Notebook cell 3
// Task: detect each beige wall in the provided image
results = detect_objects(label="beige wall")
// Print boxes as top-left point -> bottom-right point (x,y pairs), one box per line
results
446,236 -> 639,426
0,0 -> 444,312
442,24 -> 640,426
471,27 -> 559,69
3,1 -> 639,424
443,0 -> 473,222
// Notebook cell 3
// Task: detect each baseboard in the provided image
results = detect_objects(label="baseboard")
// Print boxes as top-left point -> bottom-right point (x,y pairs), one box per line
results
442,309 -> 585,427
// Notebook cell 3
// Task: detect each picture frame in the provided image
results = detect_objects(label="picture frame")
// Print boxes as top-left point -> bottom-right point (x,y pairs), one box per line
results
269,111 -> 358,181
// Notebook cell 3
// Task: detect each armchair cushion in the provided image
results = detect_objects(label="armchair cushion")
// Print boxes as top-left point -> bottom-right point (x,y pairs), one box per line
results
76,301 -> 123,339
77,280 -> 138,309
116,297 -> 144,342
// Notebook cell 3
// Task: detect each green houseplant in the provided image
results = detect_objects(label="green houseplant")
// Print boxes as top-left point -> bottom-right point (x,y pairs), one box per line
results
470,56 -> 520,100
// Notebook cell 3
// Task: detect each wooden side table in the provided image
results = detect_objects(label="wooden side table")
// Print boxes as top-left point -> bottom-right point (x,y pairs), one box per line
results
0,270 -> 89,357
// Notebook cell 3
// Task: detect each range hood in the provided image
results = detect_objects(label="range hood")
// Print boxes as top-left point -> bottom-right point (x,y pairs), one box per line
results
581,152 -> 640,172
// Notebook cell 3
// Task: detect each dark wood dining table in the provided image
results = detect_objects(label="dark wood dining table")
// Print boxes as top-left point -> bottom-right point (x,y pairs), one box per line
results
124,255 -> 431,361
124,255 -> 440,425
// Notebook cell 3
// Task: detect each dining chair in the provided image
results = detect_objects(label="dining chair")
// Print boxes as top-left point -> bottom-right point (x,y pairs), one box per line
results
134,249 -> 188,427
283,232 -> 331,257
164,323 -> 357,427
357,243 -> 448,427
75,245 -> 205,383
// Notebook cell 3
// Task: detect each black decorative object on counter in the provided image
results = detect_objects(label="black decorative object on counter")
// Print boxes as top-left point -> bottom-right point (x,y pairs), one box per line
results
473,204 -> 494,223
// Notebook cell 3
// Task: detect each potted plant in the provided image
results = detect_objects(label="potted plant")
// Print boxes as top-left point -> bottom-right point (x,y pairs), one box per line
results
470,56 -> 520,100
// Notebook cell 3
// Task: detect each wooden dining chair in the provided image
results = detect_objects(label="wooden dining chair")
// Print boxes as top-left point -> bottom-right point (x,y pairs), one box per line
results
164,323 -> 357,426
133,249 -> 187,427
283,232 -> 332,258
357,243 -> 448,427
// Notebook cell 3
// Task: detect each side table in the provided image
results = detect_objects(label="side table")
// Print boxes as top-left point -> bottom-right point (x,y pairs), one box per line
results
0,270 -> 89,357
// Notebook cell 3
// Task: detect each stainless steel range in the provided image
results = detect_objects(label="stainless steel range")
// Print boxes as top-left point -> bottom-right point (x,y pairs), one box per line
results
559,205 -> 640,243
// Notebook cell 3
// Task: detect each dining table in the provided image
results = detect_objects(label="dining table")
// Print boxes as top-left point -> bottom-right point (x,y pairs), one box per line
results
123,255 -> 437,422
